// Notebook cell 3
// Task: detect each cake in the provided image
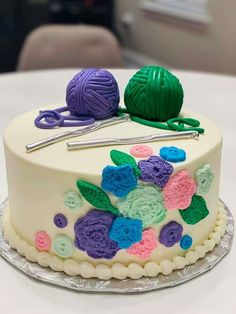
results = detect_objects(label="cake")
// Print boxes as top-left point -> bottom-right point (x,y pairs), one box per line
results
2,67 -> 227,280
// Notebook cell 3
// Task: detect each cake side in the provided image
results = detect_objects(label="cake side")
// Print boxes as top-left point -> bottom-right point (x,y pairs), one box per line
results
2,105 -> 224,279
2,201 -> 227,279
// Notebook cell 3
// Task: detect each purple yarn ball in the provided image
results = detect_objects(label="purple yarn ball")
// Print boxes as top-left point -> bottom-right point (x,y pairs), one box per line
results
66,68 -> 120,120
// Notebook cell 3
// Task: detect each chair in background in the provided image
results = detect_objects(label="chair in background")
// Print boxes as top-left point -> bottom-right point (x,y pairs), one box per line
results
17,25 -> 124,71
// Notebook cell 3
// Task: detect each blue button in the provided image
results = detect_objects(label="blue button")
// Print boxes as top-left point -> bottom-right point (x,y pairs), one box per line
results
160,146 -> 186,163
180,235 -> 193,250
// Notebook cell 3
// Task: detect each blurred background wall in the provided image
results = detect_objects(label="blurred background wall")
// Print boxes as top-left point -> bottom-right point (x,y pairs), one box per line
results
116,0 -> 236,74
0,0 -> 116,72
0,0 -> 236,74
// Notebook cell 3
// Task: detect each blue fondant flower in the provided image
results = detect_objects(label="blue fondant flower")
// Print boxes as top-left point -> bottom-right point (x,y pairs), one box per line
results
160,146 -> 186,163
101,165 -> 137,197
109,217 -> 142,249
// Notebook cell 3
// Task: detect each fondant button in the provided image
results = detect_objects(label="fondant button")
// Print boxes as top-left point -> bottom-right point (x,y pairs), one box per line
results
53,235 -> 74,258
35,231 -> 51,251
63,190 -> 83,210
53,214 -> 68,228
180,235 -> 193,250
160,146 -> 186,163
130,145 -> 153,158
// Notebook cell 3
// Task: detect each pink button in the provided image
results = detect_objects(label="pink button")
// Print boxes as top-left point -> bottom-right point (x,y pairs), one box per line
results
35,231 -> 51,251
130,145 -> 153,158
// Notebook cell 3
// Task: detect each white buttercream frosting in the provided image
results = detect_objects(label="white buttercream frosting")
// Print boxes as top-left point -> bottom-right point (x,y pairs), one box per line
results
2,202 -> 227,279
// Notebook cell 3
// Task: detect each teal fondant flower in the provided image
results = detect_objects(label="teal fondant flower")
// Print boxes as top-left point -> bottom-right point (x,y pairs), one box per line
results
116,184 -> 167,228
195,164 -> 214,195
63,190 -> 83,210
101,165 -> 137,197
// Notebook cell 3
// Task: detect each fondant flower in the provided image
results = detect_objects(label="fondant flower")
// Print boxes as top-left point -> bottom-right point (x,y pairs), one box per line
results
101,165 -> 137,197
160,146 -> 186,163
74,209 -> 120,259
163,169 -> 197,210
116,184 -> 166,228
138,156 -> 173,188
127,228 -> 158,259
179,195 -> 209,225
195,164 -> 214,196
63,190 -> 83,210
159,221 -> 183,247
109,217 -> 142,249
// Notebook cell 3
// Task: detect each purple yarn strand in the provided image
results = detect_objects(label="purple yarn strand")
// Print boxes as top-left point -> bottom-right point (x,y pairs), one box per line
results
35,107 -> 95,128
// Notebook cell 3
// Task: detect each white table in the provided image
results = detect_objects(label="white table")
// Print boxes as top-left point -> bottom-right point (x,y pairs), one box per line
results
0,69 -> 235,314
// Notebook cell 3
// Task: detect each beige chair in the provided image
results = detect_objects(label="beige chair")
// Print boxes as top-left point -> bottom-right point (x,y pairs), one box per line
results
17,25 -> 124,71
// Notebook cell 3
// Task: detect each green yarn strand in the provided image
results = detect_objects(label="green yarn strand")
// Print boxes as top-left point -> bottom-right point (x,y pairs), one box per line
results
117,110 -> 205,134
167,118 -> 205,134
130,116 -> 171,131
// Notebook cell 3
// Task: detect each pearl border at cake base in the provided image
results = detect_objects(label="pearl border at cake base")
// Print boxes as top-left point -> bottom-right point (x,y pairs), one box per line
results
0,198 -> 233,294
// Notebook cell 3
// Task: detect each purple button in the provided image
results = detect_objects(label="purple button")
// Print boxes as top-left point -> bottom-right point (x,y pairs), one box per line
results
54,214 -> 68,228
159,221 -> 183,247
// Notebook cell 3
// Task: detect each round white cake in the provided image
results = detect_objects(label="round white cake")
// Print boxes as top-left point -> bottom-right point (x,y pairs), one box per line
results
2,102 -> 227,279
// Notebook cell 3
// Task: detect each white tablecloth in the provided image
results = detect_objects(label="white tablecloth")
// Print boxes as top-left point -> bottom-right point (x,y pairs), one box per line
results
0,69 -> 235,314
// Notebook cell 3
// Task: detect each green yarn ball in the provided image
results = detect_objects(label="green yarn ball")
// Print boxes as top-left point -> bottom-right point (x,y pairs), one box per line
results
124,66 -> 184,122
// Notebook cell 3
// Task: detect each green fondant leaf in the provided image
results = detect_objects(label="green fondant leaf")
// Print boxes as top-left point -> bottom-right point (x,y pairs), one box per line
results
76,180 -> 120,216
110,150 -> 141,177
179,195 -> 209,225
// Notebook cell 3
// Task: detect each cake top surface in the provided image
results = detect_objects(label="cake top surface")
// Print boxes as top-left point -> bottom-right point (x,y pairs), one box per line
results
4,105 -> 222,176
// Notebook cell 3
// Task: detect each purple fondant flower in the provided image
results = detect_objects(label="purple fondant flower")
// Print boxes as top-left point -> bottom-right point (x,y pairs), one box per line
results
74,209 -> 120,259
138,156 -> 173,188
159,221 -> 183,247
101,165 -> 137,197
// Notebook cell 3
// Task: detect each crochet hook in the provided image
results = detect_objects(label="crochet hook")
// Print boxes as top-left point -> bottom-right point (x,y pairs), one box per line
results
26,114 -> 130,153
67,130 -> 199,151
